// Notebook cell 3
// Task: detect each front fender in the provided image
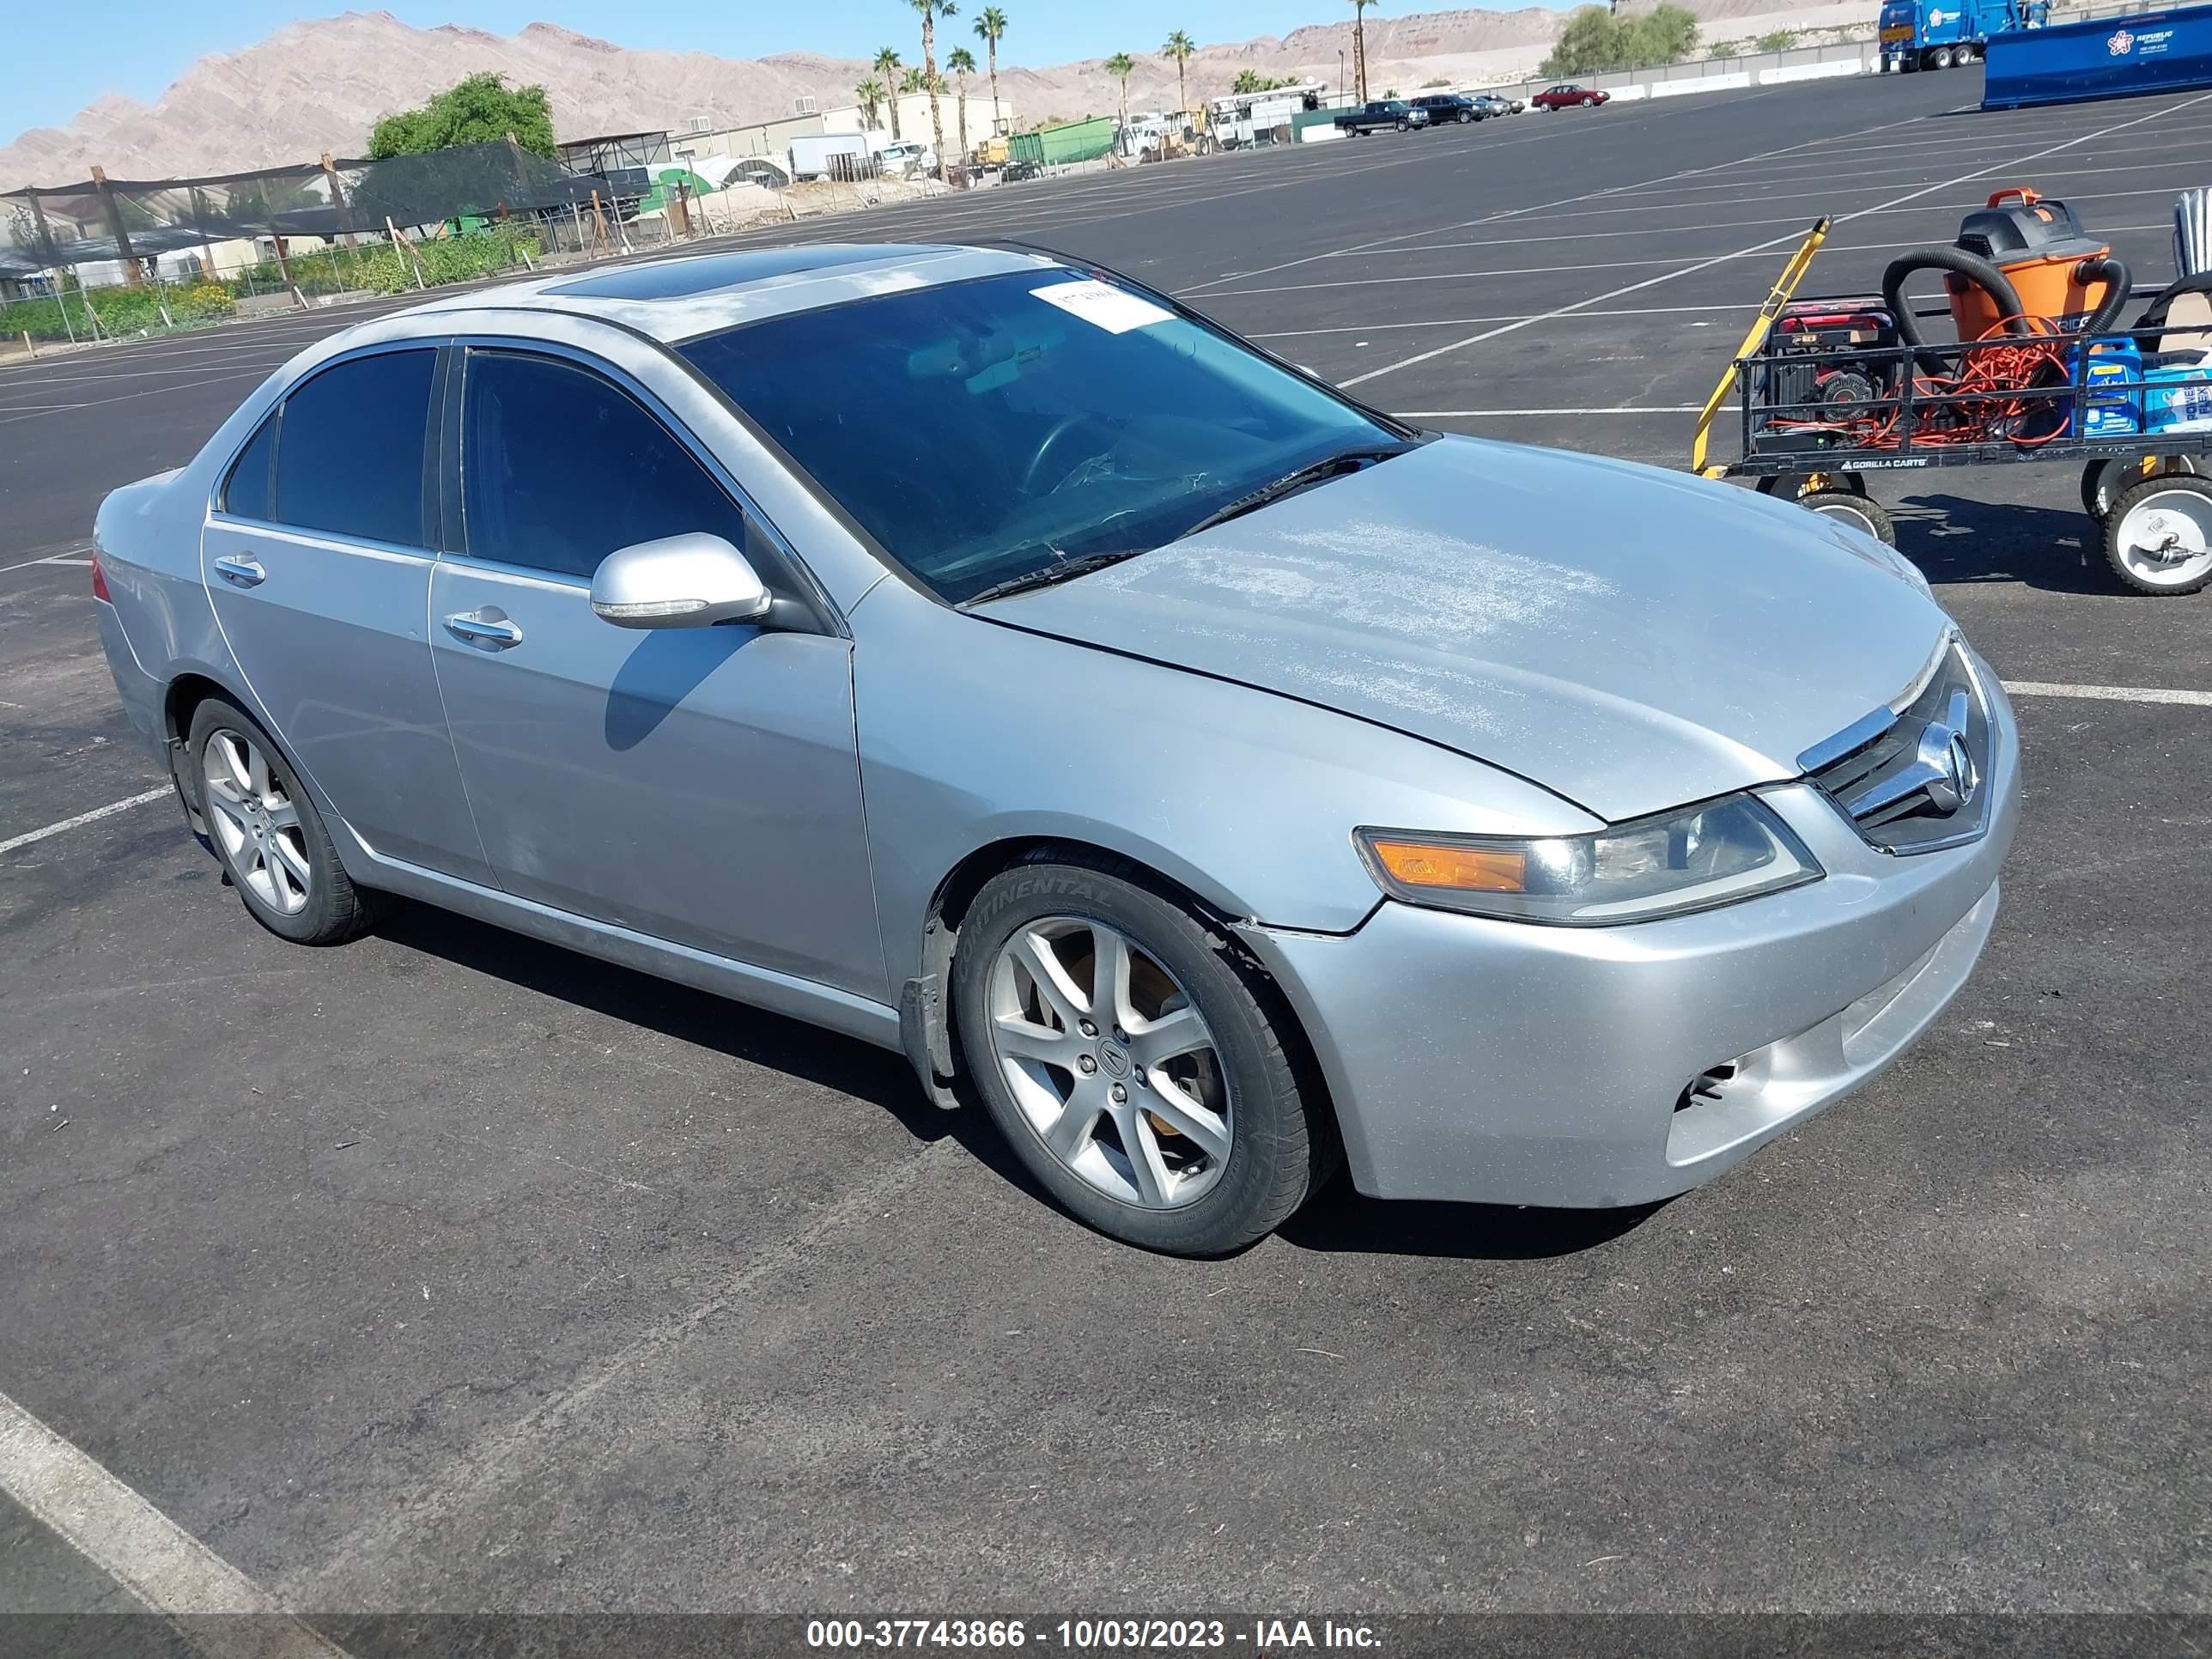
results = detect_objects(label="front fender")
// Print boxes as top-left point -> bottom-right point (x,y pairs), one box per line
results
849,580 -> 1600,988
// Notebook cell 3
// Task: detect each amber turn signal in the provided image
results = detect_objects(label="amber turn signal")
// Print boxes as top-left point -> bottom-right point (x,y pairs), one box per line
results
1366,838 -> 1528,893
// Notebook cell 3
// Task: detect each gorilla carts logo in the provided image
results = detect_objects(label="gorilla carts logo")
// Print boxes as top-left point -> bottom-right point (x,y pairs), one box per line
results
2110,27 -> 2137,53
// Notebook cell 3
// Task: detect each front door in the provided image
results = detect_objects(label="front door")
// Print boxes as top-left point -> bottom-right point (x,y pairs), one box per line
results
429,344 -> 884,1000
201,344 -> 491,883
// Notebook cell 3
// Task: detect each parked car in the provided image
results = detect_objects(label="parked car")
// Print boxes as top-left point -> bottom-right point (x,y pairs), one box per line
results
1410,93 -> 1483,124
1532,82 -> 1611,110
1470,93 -> 1518,118
998,159 -> 1040,183
90,244 -> 2017,1255
1334,99 -> 1430,134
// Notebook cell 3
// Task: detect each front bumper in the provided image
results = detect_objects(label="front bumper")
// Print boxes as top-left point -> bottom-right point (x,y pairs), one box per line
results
1238,680 -> 2021,1208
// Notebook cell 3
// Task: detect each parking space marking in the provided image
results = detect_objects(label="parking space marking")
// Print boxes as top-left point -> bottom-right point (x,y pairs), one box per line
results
1251,302 -> 1765,339
0,1389 -> 348,1654
1397,404 -> 1703,415
0,789 -> 171,857
1340,89 -> 2212,389
2005,681 -> 2212,706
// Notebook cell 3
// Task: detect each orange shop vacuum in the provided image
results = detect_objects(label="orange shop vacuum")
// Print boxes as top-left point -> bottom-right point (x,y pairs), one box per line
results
1881,186 -> 2131,374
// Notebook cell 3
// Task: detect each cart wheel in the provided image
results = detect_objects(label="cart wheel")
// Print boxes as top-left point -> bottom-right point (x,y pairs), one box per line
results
1757,471 -> 1869,501
2082,455 -> 2200,523
1799,490 -> 1896,546
2106,475 -> 2212,594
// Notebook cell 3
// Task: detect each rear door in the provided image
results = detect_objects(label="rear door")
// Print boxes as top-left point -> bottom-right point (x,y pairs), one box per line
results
428,341 -> 884,998
202,344 -> 491,882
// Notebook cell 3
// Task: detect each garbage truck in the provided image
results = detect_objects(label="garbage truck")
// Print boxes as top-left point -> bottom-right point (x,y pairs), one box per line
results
1880,0 -> 2047,70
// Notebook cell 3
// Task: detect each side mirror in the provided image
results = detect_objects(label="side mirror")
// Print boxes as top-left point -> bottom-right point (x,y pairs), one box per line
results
590,532 -> 773,629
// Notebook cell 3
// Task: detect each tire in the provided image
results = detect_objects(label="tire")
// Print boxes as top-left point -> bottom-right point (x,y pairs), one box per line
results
1395,118 -> 1409,131
1799,489 -> 1897,546
187,697 -> 372,945
1955,41 -> 1978,62
1931,46 -> 1955,68
2105,474 -> 2212,594
1459,110 -> 1473,123
951,857 -> 1331,1255
2081,454 -> 2200,522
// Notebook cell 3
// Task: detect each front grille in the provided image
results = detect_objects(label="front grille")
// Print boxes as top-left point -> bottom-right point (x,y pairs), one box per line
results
1800,637 -> 1994,854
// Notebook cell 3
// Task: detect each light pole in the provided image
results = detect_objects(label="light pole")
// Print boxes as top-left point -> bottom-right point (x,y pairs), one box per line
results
1338,49 -> 1346,98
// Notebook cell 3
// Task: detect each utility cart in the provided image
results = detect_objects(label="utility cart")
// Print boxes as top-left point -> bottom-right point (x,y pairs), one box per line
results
1692,215 -> 2212,596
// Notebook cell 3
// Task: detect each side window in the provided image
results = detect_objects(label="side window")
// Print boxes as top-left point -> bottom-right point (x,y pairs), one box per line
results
271,349 -> 435,547
460,349 -> 749,580
222,413 -> 277,521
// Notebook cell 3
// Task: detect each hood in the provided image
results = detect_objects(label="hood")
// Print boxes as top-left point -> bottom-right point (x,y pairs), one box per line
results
984,436 -> 1948,821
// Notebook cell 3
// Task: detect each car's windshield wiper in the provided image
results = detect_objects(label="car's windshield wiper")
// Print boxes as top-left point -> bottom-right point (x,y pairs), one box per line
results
960,548 -> 1147,607
1175,443 -> 1415,542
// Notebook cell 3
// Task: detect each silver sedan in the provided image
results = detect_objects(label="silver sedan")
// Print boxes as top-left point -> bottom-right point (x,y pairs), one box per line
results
90,244 -> 2017,1255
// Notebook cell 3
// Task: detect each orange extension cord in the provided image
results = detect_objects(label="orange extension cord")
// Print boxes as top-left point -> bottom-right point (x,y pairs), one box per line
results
1767,315 -> 2075,451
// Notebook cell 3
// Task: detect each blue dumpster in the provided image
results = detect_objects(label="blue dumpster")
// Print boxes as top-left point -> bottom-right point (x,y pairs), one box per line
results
1984,3 -> 2212,107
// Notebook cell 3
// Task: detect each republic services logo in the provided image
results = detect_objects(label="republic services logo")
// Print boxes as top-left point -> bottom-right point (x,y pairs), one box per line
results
2110,27 -> 2136,52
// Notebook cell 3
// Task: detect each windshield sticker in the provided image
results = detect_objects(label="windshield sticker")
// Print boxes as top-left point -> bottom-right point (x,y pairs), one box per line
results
1032,279 -> 1174,334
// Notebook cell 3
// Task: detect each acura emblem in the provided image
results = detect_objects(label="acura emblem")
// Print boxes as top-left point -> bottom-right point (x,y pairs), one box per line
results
1917,718 -> 1978,814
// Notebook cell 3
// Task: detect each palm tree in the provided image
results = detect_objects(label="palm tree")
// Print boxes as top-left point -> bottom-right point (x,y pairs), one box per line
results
854,76 -> 887,135
1161,30 -> 1196,118
1348,0 -> 1376,103
972,7 -> 1008,137
908,0 -> 960,179
947,46 -> 978,159
873,47 -> 905,140
1106,51 -> 1135,133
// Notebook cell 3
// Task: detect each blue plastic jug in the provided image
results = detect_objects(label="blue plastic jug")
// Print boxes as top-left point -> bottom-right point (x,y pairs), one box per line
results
2075,337 -> 2142,438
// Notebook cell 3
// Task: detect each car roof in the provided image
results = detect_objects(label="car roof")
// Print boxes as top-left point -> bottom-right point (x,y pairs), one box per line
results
392,241 -> 1062,345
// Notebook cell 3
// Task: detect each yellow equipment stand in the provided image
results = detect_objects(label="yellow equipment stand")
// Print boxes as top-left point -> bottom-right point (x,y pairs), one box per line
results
1690,217 -> 1832,480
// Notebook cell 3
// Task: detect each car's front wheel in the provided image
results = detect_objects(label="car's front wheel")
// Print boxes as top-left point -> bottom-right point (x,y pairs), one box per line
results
188,696 -> 372,945
952,858 -> 1330,1255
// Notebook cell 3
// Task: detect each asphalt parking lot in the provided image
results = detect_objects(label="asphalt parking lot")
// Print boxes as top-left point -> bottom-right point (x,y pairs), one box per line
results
3,68 -> 2210,1643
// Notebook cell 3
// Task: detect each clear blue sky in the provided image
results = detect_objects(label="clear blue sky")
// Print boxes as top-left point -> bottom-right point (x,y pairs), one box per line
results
8,0 -> 1565,142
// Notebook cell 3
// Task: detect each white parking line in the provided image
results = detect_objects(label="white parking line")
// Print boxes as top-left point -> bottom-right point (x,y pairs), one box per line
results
0,1389 -> 347,1653
1399,405 -> 1704,415
2005,681 -> 2212,707
0,788 -> 171,857
1340,89 -> 2212,389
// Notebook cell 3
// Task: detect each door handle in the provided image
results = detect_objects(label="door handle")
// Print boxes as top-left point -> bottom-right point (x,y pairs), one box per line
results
213,554 -> 266,587
444,611 -> 524,648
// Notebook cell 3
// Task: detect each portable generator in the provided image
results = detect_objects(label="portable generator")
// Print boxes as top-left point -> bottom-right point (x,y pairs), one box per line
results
1754,296 -> 1903,447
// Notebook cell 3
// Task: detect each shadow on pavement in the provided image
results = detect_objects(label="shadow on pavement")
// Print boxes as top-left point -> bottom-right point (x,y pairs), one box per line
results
1892,492 -> 2111,594
1279,1179 -> 1664,1260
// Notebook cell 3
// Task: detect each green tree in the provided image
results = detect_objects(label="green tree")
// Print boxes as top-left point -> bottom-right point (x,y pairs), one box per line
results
972,8 -> 1009,137
1231,69 -> 1291,94
1623,4 -> 1698,65
1540,8 -> 1620,76
873,48 -> 905,140
947,46 -> 978,157
1162,30 -> 1197,116
908,0 -> 961,179
1349,0 -> 1377,103
368,72 -> 556,160
1106,51 -> 1136,130
855,76 -> 887,133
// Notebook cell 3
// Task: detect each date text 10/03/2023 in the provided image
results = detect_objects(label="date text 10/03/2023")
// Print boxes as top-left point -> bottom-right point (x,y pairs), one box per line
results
805,1619 -> 1384,1650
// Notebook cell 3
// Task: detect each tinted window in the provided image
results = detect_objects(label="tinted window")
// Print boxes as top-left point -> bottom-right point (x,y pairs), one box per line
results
681,270 -> 1401,603
272,349 -> 434,546
222,413 -> 276,520
461,350 -> 747,580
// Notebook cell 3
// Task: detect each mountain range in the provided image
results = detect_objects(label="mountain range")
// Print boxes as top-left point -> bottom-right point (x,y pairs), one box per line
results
0,0 -> 1875,191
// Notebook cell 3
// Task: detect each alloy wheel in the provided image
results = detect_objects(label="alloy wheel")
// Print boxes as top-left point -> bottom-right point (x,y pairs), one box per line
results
985,917 -> 1231,1209
202,728 -> 312,915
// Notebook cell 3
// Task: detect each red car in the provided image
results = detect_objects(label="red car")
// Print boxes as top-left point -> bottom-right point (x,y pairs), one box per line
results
1531,82 -> 1610,110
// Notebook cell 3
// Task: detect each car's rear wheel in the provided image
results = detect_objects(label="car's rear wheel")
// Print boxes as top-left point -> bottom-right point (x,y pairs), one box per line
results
188,697 -> 371,945
952,858 -> 1328,1255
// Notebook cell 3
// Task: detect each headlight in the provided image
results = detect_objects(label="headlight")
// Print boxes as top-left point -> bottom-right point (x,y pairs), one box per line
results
1356,794 -> 1822,927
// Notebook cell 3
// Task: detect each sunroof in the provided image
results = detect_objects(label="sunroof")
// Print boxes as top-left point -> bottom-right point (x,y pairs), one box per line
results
547,246 -> 924,301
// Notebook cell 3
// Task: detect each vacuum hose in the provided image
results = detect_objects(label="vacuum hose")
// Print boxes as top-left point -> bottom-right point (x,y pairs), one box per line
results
1883,246 -> 2028,377
2076,254 -> 2133,335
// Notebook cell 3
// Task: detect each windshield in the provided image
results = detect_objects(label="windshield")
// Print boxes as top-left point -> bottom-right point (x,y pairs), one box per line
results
679,268 -> 1405,603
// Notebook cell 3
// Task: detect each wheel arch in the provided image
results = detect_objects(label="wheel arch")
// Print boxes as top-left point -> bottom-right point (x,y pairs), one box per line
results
902,835 -> 1346,1177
